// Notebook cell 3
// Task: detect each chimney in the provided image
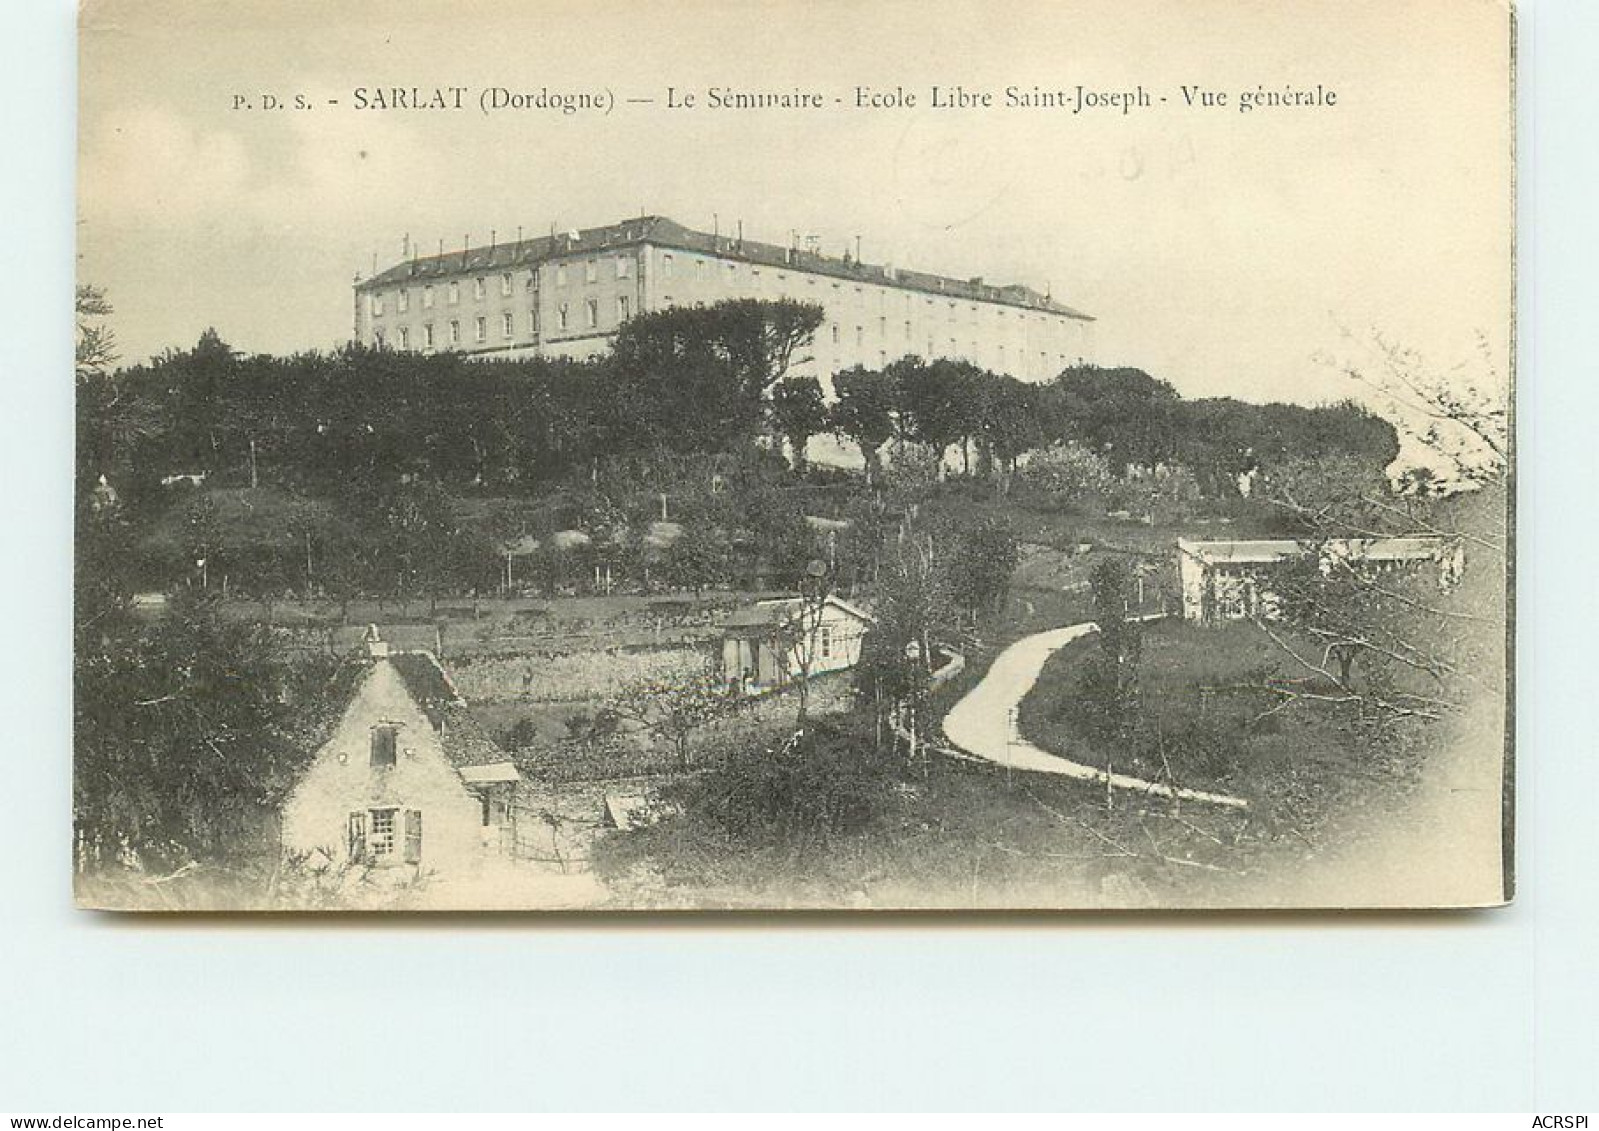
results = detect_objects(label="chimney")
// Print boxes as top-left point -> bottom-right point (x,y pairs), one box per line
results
364,624 -> 390,659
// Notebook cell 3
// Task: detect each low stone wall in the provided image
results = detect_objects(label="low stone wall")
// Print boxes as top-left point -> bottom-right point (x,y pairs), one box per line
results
449,644 -> 715,703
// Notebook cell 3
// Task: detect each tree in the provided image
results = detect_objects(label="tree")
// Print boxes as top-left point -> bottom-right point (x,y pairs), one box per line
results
945,516 -> 1021,627
830,366 -> 897,486
676,720 -> 899,856
1017,440 -> 1115,505
977,374 -> 1044,484
1077,558 -> 1141,746
1050,365 -> 1181,472
659,527 -> 733,597
890,356 -> 970,469
75,285 -> 118,382
608,299 -> 825,454
1248,334 -> 1508,734
611,669 -> 736,770
853,529 -> 955,761
1324,328 -> 1507,489
74,589 -> 339,871
768,373 -> 828,473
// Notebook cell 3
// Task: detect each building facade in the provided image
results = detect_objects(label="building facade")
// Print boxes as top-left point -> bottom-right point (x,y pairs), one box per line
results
281,631 -> 521,876
1175,537 -> 1467,625
719,594 -> 876,693
352,216 -> 1094,387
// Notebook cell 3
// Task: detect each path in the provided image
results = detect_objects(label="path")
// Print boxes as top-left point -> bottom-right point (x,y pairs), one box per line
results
941,620 -> 1249,809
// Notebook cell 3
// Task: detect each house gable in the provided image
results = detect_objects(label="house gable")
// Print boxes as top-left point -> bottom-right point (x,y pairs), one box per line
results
280,658 -> 489,870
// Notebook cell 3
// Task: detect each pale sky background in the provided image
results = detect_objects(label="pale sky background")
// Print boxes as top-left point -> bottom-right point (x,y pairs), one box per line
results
78,0 -> 1512,409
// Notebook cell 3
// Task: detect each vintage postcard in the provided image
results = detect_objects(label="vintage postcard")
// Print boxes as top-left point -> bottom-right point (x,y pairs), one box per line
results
74,0 -> 1513,911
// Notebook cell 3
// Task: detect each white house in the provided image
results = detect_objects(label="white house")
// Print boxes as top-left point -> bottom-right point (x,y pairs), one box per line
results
719,595 -> 876,692
281,630 -> 521,875
1176,536 -> 1466,624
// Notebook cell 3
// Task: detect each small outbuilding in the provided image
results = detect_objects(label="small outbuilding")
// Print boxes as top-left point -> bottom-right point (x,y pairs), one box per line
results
719,595 -> 876,693
1175,536 -> 1466,624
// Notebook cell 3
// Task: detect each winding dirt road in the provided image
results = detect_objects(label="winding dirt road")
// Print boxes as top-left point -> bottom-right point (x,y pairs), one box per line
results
941,621 -> 1250,809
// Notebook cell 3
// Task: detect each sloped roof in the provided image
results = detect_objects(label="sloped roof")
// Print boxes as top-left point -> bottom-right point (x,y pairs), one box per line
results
721,594 -> 877,630
382,651 -> 518,776
358,215 -> 1093,320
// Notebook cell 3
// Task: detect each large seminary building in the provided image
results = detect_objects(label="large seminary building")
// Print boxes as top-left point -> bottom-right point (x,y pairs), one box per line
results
352,216 -> 1094,386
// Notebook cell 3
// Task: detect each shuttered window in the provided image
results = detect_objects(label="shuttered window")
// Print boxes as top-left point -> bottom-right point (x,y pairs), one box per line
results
370,725 -> 397,767
403,810 -> 423,864
347,811 -> 367,861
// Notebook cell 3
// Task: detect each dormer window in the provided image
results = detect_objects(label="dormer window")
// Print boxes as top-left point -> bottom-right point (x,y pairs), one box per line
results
371,724 -> 398,768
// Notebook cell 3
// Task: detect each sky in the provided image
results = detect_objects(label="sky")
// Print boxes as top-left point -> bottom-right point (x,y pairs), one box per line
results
78,0 -> 1512,411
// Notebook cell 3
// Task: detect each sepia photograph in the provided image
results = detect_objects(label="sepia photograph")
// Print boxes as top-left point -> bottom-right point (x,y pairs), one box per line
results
73,0 -> 1513,913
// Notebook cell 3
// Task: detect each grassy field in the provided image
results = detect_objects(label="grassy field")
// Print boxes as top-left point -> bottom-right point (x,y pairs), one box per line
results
1017,618 -> 1372,808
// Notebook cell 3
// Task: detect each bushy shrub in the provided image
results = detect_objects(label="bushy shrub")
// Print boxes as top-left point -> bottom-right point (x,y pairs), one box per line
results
682,721 -> 899,853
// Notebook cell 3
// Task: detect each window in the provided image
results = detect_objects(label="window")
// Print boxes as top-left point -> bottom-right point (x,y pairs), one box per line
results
878,316 -> 886,337
831,324 -> 840,345
585,259 -> 597,284
448,280 -> 460,305
502,311 -> 514,338
371,294 -> 383,318
473,276 -> 485,301
616,256 -> 631,279
423,323 -> 435,349
349,808 -> 420,864
904,320 -> 911,340
370,725 -> 397,768
662,253 -> 674,278
475,316 -> 487,342
373,329 -> 384,347
531,306 -> 540,334
500,273 -> 513,297
368,807 -> 398,857
725,262 -> 737,284
819,625 -> 833,659
398,288 -> 409,313
556,264 -> 568,286
557,303 -> 569,331
585,298 -> 598,328
617,295 -> 630,321
855,325 -> 863,348
398,326 -> 409,350
694,259 -> 705,280
449,320 -> 461,344
423,285 -> 434,309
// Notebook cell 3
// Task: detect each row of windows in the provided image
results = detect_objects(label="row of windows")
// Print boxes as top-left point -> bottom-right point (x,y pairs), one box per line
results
651,252 -> 1068,331
553,256 -> 632,287
812,316 -> 1076,365
371,256 -> 637,318
371,255 -> 1067,342
372,295 -> 635,350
